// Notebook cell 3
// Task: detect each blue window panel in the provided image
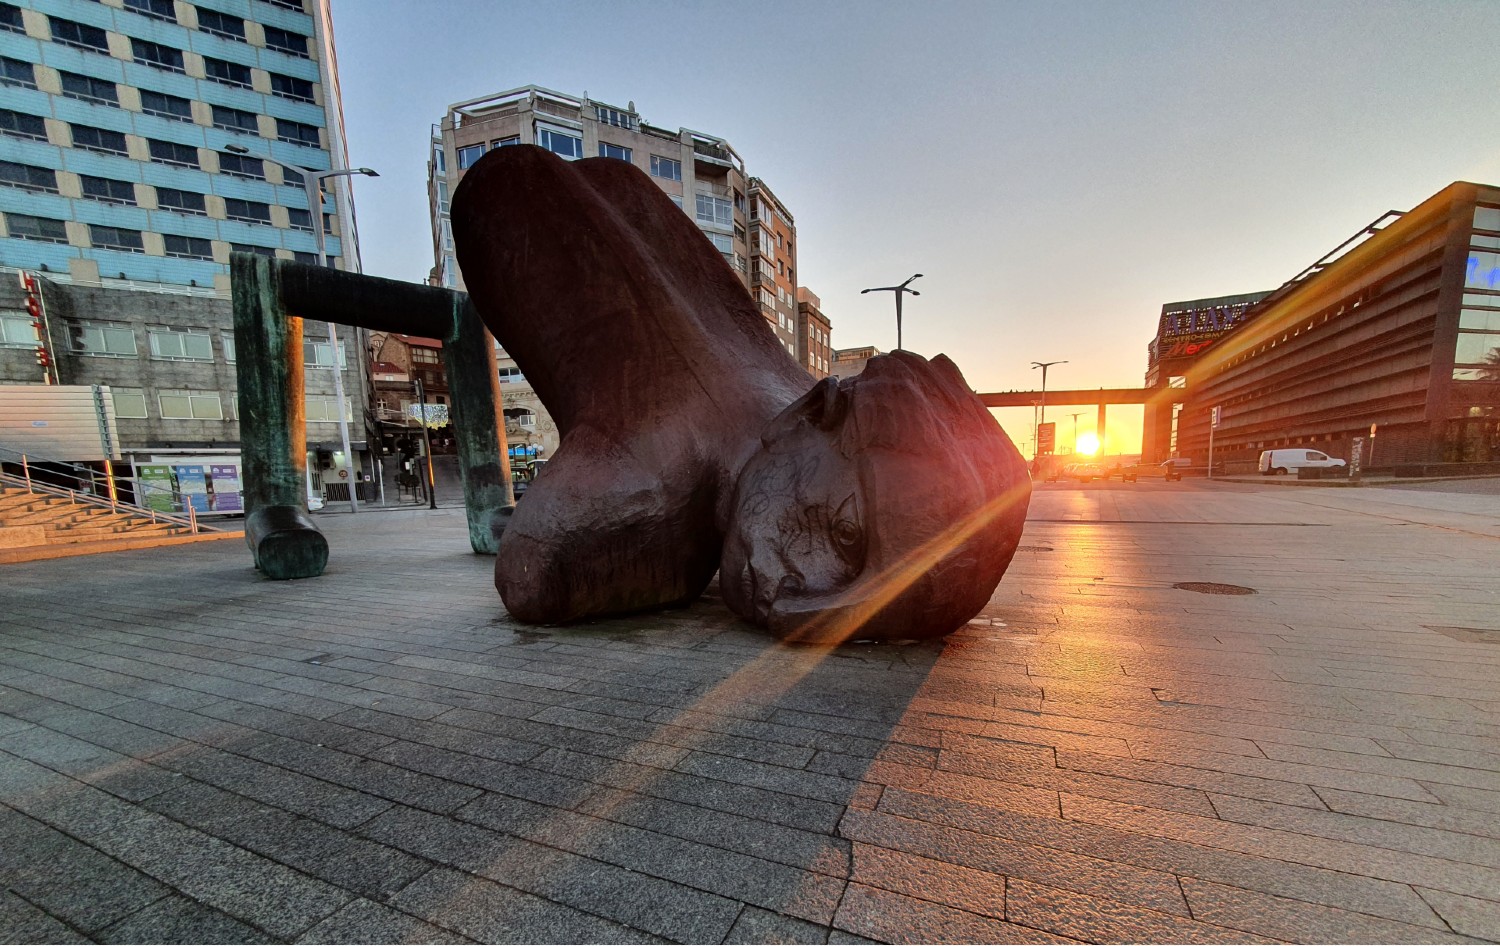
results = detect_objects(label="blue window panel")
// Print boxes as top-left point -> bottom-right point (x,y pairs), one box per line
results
151,210 -> 216,238
131,255 -> 220,286
265,139 -> 328,172
0,136 -> 62,168
186,30 -> 256,63
1,192 -> 70,224
321,234 -> 341,257
197,81 -> 263,114
40,46 -> 125,85
58,1 -> 116,31
270,182 -> 311,209
215,218 -> 282,245
246,2 -> 314,33
138,161 -> 209,191
53,98 -> 133,132
0,86 -> 48,116
70,201 -> 149,230
0,236 -> 80,269
0,29 -> 42,60
130,111 -> 208,146
281,231 -> 316,253
58,147 -> 137,178
201,127 -> 268,157
253,45 -> 313,78
120,61 -> 197,98
208,173 -> 274,202
262,97 -> 323,126
114,11 -> 189,46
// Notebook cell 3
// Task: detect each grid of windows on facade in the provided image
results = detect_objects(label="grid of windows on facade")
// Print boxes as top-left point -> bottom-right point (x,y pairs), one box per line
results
1458,207 -> 1500,383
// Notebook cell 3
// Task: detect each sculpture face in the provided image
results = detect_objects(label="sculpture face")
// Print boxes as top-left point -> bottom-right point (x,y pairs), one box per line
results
721,353 -> 1032,644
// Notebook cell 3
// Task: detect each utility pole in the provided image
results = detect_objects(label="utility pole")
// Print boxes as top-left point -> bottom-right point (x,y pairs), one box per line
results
1031,360 -> 1067,458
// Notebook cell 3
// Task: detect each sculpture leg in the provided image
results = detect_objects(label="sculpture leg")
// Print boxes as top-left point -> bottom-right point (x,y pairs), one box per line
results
443,297 -> 512,553
230,254 -> 327,579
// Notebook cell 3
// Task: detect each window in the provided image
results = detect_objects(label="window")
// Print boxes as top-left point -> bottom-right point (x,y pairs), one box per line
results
49,18 -> 108,53
598,142 -> 631,162
222,336 -> 235,362
0,3 -> 23,33
203,56 -> 252,88
536,127 -> 582,159
707,231 -> 733,255
668,194 -> 683,210
280,166 -> 305,186
71,124 -> 128,155
650,155 -> 681,181
275,118 -> 319,147
211,104 -> 258,132
498,366 -> 524,383
303,339 -> 347,369
0,312 -> 38,347
70,322 -> 136,355
1,56 -> 35,89
139,89 -> 192,120
90,225 -> 144,252
695,194 -> 733,229
0,109 -> 45,140
6,213 -> 68,243
1455,332 -> 1500,365
493,135 -> 520,148
196,7 -> 244,39
0,160 -> 58,193
163,234 -> 212,259
262,26 -> 308,57
131,39 -> 184,72
124,0 -> 177,22
222,198 -> 271,223
287,207 -> 312,231
292,250 -> 315,264
60,71 -> 118,105
218,152 -> 264,179
456,143 -> 485,169
159,391 -> 223,419
305,395 -> 351,422
80,174 -> 135,204
594,105 -> 633,129
109,388 -> 148,418
230,242 -> 276,257
149,139 -> 199,167
149,326 -> 213,360
269,72 -> 313,103
411,347 -> 439,364
156,187 -> 206,214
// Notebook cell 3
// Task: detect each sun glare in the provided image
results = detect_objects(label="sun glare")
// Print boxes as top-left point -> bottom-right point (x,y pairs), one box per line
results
1076,431 -> 1101,456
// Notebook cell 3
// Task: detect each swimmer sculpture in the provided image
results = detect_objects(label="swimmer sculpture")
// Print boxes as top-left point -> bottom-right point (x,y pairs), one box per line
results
452,145 -> 1030,643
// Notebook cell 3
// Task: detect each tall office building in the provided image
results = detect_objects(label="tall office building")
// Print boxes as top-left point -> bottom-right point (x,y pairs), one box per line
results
0,0 -> 373,508
1,0 -> 360,285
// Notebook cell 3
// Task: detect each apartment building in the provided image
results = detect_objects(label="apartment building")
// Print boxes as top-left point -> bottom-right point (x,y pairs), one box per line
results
0,0 -> 373,506
796,287 -> 832,379
746,176 -> 797,355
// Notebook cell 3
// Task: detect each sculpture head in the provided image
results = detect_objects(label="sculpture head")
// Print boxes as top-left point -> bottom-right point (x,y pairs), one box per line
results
720,351 -> 1031,644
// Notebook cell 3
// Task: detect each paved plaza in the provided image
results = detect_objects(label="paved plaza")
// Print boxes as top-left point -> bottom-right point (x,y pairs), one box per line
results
2,479 -> 1499,943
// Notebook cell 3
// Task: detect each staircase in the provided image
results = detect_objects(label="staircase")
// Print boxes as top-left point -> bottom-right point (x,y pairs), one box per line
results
0,458 -> 238,563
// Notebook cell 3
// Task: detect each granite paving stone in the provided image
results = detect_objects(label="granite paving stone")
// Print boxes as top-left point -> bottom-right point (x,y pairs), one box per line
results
4,484 -> 1500,942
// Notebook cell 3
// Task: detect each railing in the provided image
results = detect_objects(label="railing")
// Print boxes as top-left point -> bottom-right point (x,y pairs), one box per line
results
0,446 -> 205,534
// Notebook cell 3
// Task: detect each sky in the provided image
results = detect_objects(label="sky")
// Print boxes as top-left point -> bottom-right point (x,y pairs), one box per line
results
333,0 -> 1500,457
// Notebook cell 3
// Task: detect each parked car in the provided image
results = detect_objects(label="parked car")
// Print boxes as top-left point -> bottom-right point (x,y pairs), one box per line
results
1161,458 -> 1192,481
1258,448 -> 1347,476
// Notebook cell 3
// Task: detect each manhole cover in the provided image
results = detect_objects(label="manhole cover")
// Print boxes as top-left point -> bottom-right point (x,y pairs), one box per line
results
1016,546 -> 1054,552
1424,626 -> 1500,645
1173,582 -> 1256,596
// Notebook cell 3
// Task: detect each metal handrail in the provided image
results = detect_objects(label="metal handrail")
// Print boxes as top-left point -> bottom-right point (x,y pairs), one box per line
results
0,448 -> 207,534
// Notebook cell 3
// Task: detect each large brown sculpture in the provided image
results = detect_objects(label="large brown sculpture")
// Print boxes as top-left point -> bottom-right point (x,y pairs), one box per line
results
452,145 -> 1030,643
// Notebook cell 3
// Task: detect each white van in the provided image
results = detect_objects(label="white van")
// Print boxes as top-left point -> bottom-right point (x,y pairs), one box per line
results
1258,448 -> 1347,475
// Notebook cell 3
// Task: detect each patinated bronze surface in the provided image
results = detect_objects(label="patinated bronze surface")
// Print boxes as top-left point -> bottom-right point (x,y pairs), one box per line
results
452,145 -> 1030,642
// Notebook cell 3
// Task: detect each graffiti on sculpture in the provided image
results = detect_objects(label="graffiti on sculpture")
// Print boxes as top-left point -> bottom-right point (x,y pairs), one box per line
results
452,145 -> 1031,642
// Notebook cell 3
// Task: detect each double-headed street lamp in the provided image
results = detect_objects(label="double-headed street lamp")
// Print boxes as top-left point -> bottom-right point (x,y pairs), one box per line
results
861,273 -> 922,351
1030,359 -> 1067,459
227,145 -> 377,513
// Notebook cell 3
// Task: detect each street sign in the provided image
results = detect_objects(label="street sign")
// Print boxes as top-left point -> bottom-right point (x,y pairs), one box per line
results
1211,405 -> 1222,428
1038,422 -> 1056,455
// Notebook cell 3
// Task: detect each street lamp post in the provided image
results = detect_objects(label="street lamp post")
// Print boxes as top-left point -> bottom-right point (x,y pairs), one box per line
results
1030,360 -> 1067,460
1067,411 -> 1086,454
227,146 -> 377,513
860,273 -> 922,351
